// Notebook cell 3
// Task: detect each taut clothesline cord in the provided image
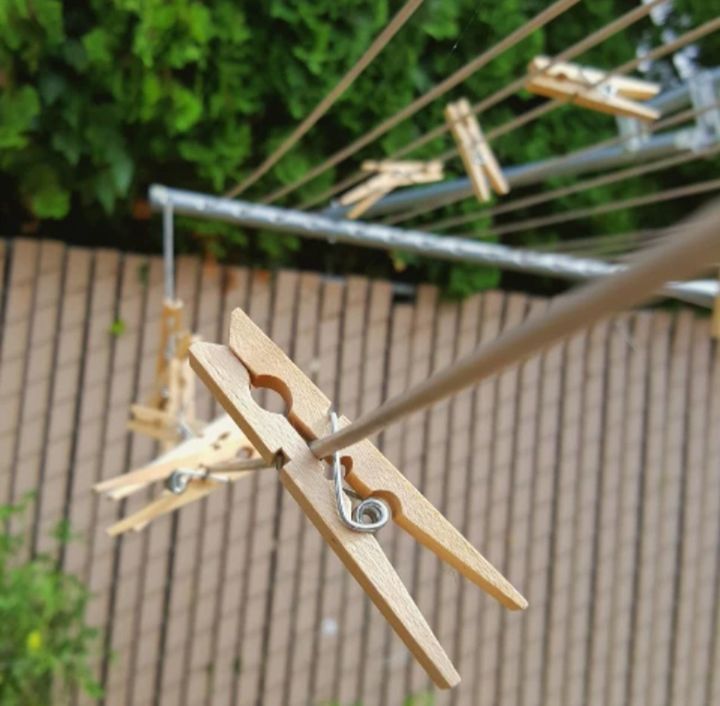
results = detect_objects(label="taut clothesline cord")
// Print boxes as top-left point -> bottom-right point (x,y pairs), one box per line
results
386,101 -> 715,226
531,228 -> 669,258
380,17 -> 720,224
460,176 -> 720,238
261,0 -> 580,205
423,128 -> 720,232
223,0 -> 424,199
309,198 -> 720,458
301,0 -> 667,210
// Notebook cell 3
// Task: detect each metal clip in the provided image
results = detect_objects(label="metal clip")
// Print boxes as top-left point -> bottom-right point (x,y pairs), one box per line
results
688,71 -> 720,149
329,410 -> 390,533
616,115 -> 649,152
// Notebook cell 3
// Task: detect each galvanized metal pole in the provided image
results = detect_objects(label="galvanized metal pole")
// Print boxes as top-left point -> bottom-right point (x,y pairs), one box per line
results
149,184 -> 718,307
163,201 -> 175,301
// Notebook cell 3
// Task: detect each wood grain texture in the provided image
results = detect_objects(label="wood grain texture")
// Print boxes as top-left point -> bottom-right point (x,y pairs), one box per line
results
525,74 -> 660,121
190,341 -> 460,689
228,307 -> 527,612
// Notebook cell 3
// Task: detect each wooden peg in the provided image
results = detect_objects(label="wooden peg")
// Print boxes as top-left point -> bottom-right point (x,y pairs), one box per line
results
529,56 -> 660,100
96,414 -> 261,535
445,98 -> 508,203
106,481 -> 219,536
526,56 -> 661,122
190,342 -> 461,689
129,298 -> 203,447
188,307 -> 529,688
339,159 -> 443,219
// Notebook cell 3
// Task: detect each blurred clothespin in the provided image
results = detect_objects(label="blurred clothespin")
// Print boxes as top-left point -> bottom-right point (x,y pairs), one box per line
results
445,98 -> 509,203
128,299 -> 203,448
526,55 -> 661,122
188,308 -> 527,689
95,415 -> 268,535
339,159 -> 443,219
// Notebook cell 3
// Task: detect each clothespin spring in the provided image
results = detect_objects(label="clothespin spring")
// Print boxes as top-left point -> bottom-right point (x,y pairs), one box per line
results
329,410 -> 390,533
165,456 -> 275,495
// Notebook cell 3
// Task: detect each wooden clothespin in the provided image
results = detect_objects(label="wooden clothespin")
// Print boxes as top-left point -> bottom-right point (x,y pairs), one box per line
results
444,98 -> 509,203
95,415 -> 267,535
339,159 -> 443,219
188,308 -> 527,689
525,55 -> 661,122
128,299 -> 203,448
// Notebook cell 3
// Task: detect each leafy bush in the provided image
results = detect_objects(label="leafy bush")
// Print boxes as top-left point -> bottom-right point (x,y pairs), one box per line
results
0,1 -> 717,296
0,494 -> 101,705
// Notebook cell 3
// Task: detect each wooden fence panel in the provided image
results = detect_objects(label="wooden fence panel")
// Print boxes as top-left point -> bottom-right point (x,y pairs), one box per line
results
0,238 -> 717,706
361,300 -> 413,706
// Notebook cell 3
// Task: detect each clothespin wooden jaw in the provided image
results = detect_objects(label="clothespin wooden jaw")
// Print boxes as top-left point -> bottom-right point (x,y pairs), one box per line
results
188,308 -> 528,689
95,415 -> 264,535
129,298 -> 203,448
526,55 -> 661,122
339,159 -> 443,219
445,98 -> 509,203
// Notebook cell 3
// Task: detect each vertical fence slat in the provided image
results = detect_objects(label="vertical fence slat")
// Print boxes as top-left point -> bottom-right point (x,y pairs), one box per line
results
361,301 -> 413,706
0,240 -> 39,506
231,269 -> 278,706
102,256 -> 163,706
179,259 -> 231,706
33,247 -> 93,556
497,298 -> 544,706
562,320 -> 610,706
138,255 -> 200,706
542,327 -> 588,705
686,339 -> 720,706
323,276 -> 370,705
12,240 -> 64,551
517,300 -> 559,706
410,298 -> 459,701
698,342 -> 720,706
626,312 -> 672,705
123,255 -> 169,704
441,294 -> 483,697
670,317 -> 712,706
462,291 -> 504,704
475,293 -> 527,706
585,316 -> 631,706
250,270 -> 300,706
645,311 -> 693,706
276,272 -> 324,706
383,284 -> 438,706
349,279 -> 395,702
291,278 -> 343,705
204,264 -> 252,706
603,313 -> 652,706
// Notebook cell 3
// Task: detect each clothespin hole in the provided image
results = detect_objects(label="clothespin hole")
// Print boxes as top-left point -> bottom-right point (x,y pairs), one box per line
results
323,455 -> 352,480
249,374 -> 292,417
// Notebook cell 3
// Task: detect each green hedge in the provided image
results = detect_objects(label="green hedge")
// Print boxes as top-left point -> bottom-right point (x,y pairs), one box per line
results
1,0 -> 717,295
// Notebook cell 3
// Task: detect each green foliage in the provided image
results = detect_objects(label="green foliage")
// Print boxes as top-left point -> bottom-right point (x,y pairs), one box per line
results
0,494 -> 101,704
108,318 -> 126,337
0,1 -> 717,297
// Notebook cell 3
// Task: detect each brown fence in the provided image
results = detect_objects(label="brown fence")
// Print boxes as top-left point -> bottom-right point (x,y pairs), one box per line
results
1,237 -> 719,706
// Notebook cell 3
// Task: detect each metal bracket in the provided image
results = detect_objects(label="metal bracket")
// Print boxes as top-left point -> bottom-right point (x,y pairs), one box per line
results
616,115 -> 650,152
688,71 -> 720,148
